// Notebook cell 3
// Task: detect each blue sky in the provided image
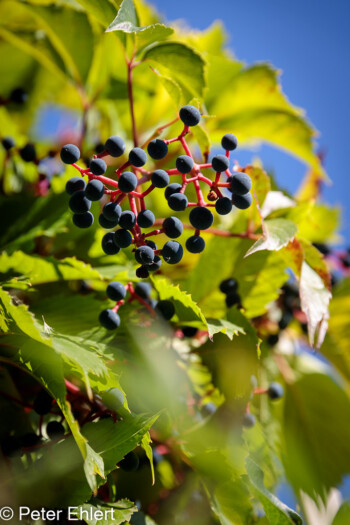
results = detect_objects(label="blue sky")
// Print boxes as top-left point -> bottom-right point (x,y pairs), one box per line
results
151,0 -> 350,244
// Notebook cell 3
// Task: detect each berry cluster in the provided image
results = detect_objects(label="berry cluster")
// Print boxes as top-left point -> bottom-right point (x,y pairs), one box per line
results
219,278 -> 242,308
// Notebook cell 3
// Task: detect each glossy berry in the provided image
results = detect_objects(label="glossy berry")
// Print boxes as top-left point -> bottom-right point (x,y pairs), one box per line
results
119,210 -> 136,230
155,300 -> 175,320
129,147 -> 147,167
99,309 -> 121,330
189,206 -> 214,230
46,421 -> 65,440
20,143 -> 36,162
102,233 -> 120,255
176,155 -> 194,174
69,190 -> 91,214
225,292 -> 241,308
106,282 -> 126,302
120,451 -> 140,472
163,216 -> 183,238
179,105 -> 201,127
136,266 -> 149,279
146,240 -> 157,250
10,87 -> 27,104
99,214 -> 119,229
148,256 -> 162,272
66,176 -> 86,195
215,197 -> 233,215
60,144 -> 80,164
232,192 -> 253,210
168,192 -> 188,211
85,179 -> 105,201
137,209 -> 155,228
165,183 -> 182,200
89,158 -> 107,176
1,436 -> 22,457
267,382 -> 284,400
118,171 -> 138,193
151,169 -> 169,188
147,139 -> 168,160
73,211 -> 94,228
220,278 -> 238,295
20,433 -> 41,448
212,154 -> 229,172
135,246 -> 155,265
33,390 -> 53,415
162,240 -> 183,264
221,133 -> 238,151
105,136 -> 125,157
243,413 -> 256,428
186,235 -> 205,253
135,282 -> 152,299
103,202 -> 122,222
114,229 -> 132,248
182,326 -> 198,337
230,172 -> 252,195
2,136 -> 15,150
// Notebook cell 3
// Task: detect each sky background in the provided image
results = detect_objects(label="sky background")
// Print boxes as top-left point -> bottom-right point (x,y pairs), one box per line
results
151,0 -> 350,245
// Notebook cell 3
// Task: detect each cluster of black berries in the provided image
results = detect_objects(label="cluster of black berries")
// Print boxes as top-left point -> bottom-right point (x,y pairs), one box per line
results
0,389 -> 65,458
219,278 -> 242,308
99,280 -> 176,330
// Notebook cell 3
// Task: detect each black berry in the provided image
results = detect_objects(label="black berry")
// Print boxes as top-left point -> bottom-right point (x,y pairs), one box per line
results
267,382 -> 284,400
221,133 -> 238,151
189,207 -> 214,230
69,190 -> 91,214
107,281 -> 127,301
163,216 -> 183,238
85,179 -> 105,201
46,421 -> 65,440
20,143 -> 36,162
105,136 -> 125,157
151,169 -> 169,188
212,154 -> 229,172
147,139 -> 168,160
99,214 -> 119,229
99,309 -> 121,330
2,136 -> 15,150
186,235 -> 205,253
102,233 -> 120,255
135,282 -> 152,299
215,197 -> 232,215
176,155 -> 193,174
66,176 -> 86,195
118,171 -> 138,193
165,183 -> 182,200
179,105 -> 201,127
162,241 -> 183,264
232,193 -> 253,210
220,278 -> 238,295
168,192 -> 188,211
73,211 -> 94,228
155,300 -> 175,320
129,147 -> 147,167
230,173 -> 252,195
114,229 -> 132,248
119,211 -> 136,230
137,209 -> 155,228
61,144 -> 80,164
90,158 -> 107,176
135,246 -> 155,265
103,202 -> 122,222
33,389 -> 53,415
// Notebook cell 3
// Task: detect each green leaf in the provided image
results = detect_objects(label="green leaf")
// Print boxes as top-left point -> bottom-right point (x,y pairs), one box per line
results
282,373 -> 350,500
332,502 -> 350,525
246,457 -> 302,525
143,42 -> 206,98
206,318 -> 245,340
227,307 -> 261,356
75,0 -> 119,27
77,500 -> 137,525
245,219 -> 297,256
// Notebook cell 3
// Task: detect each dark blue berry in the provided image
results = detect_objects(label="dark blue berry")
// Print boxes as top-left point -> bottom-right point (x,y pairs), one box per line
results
103,202 -> 122,222
90,158 -> 107,175
137,209 -> 155,228
85,179 -> 105,201
230,172 -> 252,195
114,229 -> 132,248
243,413 -> 256,428
147,139 -> 168,160
102,233 -> 120,255
106,281 -> 126,301
105,136 -> 125,157
215,197 -> 232,215
136,266 -> 149,279
146,240 -> 157,250
99,214 -> 119,229
129,147 -> 147,167
232,193 -> 253,209
182,326 -> 198,337
221,133 -> 238,151
155,300 -> 175,320
118,171 -> 138,193
33,390 -> 53,415
20,433 -> 41,448
20,143 -> 36,162
69,190 -> 91,214
168,192 -> 188,211
46,421 -> 65,439
119,210 -> 136,230
2,137 -> 15,150
135,282 -> 152,299
267,382 -> 284,400
162,241 -> 183,264
163,216 -> 183,238
73,211 -> 94,228
152,169 -> 169,188
179,105 -> 201,126
176,155 -> 194,174
186,235 -> 205,253
165,183 -> 182,200
65,176 -> 86,195
220,278 -> 238,294
212,154 -> 229,172
99,309 -> 121,330
148,256 -> 162,272
120,451 -> 140,471
135,246 -> 155,265
10,87 -> 27,104
60,144 -> 80,164
225,292 -> 241,308
189,206 -> 214,230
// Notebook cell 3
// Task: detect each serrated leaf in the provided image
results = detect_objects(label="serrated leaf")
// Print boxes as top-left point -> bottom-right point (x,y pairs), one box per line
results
77,500 -> 137,525
227,307 -> 261,356
206,318 -> 245,340
144,42 -> 206,98
245,219 -> 297,256
246,457 -> 302,525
